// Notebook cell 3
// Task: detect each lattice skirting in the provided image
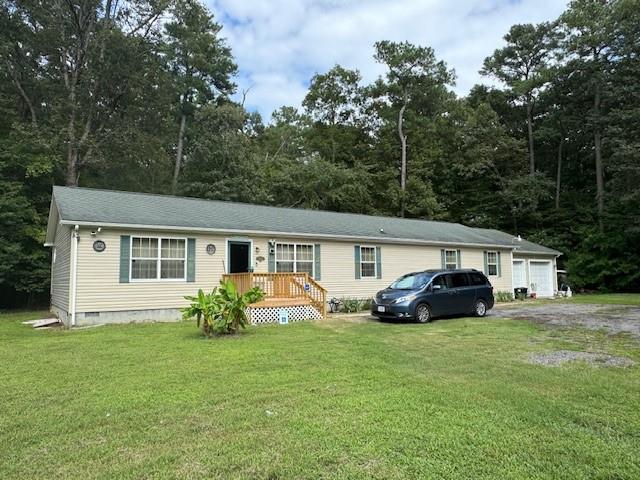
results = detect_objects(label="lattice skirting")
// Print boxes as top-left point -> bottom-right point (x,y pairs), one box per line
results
248,305 -> 323,324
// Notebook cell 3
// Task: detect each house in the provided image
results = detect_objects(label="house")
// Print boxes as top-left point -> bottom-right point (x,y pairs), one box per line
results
45,186 -> 561,326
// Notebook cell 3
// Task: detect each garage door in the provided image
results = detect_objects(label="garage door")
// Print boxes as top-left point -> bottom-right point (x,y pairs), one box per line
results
512,260 -> 526,288
529,261 -> 553,297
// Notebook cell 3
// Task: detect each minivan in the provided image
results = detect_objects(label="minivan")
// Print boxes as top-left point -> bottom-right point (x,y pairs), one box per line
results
371,269 -> 494,323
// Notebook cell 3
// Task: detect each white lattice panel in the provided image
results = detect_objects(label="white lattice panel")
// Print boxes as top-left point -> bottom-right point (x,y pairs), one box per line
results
248,305 -> 322,324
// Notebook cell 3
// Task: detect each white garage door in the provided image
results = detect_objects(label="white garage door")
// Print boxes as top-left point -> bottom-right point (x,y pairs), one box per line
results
529,261 -> 553,297
512,260 -> 526,288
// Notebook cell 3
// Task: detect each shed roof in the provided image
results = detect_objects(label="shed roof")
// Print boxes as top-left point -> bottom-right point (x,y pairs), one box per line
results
48,186 -> 560,255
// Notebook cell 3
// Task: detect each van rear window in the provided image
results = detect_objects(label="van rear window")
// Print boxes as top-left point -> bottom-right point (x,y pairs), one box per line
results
469,272 -> 487,286
450,273 -> 469,288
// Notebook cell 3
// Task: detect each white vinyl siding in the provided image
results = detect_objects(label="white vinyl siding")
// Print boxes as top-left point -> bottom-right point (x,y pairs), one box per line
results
130,236 -> 186,281
360,246 -> 377,278
50,223 -> 71,311
73,229 -> 522,314
276,243 -> 314,277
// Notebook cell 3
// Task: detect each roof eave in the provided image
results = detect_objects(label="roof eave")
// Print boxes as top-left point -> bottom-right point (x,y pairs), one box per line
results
58,219 -> 516,250
43,196 -> 60,246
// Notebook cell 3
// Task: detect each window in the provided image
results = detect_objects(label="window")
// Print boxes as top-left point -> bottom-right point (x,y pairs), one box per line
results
449,273 -> 469,288
276,243 -> 314,276
360,246 -> 377,278
432,275 -> 449,290
131,237 -> 186,281
444,249 -> 458,270
391,272 -> 433,290
486,251 -> 498,276
469,272 -> 488,286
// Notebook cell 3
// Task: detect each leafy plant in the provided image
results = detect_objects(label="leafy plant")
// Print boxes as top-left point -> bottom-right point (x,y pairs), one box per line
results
182,280 -> 264,336
339,297 -> 371,313
495,291 -> 514,303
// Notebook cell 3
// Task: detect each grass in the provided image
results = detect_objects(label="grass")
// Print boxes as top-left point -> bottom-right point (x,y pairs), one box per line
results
496,293 -> 640,307
1,310 -> 639,479
567,293 -> 640,305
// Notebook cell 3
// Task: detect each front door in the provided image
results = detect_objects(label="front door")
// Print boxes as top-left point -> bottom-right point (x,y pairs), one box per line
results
228,241 -> 251,273
512,260 -> 526,289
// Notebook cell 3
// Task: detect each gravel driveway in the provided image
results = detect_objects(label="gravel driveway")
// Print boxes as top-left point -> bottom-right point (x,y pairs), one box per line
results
491,302 -> 640,337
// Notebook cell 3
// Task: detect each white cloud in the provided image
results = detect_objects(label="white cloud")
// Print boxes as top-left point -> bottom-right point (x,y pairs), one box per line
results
207,0 -> 568,121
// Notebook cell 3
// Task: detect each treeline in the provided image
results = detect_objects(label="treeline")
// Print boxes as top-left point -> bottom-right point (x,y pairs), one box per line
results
1,0 -> 639,307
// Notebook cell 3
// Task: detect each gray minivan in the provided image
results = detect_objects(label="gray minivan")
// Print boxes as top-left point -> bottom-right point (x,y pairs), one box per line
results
371,269 -> 494,323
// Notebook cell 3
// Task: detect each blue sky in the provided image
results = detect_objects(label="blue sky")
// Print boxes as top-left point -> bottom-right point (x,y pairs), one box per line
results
206,0 -> 568,121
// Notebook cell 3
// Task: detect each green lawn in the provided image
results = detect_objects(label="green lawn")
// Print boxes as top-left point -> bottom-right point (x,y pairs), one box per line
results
567,293 -> 640,305
1,311 -> 639,479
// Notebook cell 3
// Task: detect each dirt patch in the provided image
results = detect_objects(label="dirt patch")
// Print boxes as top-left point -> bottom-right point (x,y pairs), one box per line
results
492,303 -> 640,337
528,350 -> 635,368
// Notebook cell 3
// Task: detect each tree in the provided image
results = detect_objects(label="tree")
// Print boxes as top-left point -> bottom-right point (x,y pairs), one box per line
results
482,23 -> 555,175
302,65 -> 370,167
163,0 -> 237,193
372,41 -> 454,216
559,0 -> 616,231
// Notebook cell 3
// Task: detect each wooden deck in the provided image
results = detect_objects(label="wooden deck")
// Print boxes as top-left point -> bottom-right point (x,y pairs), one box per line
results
221,272 -> 327,318
249,297 -> 312,308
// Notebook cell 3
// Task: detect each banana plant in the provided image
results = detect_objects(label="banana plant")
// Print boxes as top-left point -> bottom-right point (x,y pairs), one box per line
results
182,280 -> 264,336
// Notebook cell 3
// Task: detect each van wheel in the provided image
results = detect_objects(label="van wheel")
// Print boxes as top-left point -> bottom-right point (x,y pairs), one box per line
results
415,303 -> 432,323
474,300 -> 487,317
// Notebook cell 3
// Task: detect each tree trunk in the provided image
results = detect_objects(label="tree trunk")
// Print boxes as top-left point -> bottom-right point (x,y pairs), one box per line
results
6,62 -> 37,126
65,84 -> 79,186
526,101 -> 535,175
172,113 -> 187,194
594,82 -> 604,233
555,138 -> 563,210
398,91 -> 408,217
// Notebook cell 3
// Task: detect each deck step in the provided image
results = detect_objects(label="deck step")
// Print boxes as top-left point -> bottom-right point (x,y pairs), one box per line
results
250,297 -> 312,308
29,318 -> 61,328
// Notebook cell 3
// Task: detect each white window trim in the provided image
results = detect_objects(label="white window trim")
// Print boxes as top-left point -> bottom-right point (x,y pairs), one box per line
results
275,242 -> 315,277
444,249 -> 458,270
359,245 -> 377,279
130,235 -> 187,282
486,250 -> 498,276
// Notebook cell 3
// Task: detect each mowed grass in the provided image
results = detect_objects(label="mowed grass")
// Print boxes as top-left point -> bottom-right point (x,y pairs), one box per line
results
1,311 -> 639,479
568,293 -> 640,305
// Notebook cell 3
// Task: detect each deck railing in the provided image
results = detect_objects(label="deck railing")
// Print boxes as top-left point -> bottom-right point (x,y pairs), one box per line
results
221,272 -> 327,318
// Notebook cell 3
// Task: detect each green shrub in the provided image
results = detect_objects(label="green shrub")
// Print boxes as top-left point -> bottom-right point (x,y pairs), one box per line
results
182,279 -> 264,336
339,297 -> 371,313
495,291 -> 514,303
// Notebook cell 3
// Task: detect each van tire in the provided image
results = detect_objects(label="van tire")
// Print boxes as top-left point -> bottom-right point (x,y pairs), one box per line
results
474,299 -> 487,317
415,303 -> 432,323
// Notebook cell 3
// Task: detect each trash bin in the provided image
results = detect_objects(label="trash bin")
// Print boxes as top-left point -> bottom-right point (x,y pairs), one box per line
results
514,287 -> 528,298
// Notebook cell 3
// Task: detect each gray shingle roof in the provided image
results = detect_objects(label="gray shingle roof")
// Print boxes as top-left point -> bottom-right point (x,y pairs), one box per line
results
51,186 -> 560,255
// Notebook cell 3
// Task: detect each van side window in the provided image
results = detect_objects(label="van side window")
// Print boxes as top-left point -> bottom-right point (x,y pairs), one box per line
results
450,273 -> 469,288
432,275 -> 448,290
469,272 -> 487,286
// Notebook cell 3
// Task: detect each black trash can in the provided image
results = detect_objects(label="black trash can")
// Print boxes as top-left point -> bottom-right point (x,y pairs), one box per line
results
514,287 -> 528,298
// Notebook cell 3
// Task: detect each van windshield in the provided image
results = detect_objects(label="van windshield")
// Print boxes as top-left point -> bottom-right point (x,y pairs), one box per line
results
390,273 -> 433,290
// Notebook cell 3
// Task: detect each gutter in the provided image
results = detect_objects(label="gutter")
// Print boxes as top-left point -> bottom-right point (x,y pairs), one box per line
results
58,220 -> 516,251
69,225 -> 79,327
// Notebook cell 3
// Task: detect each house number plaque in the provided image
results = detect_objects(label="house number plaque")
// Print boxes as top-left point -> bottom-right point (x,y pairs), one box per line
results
93,240 -> 106,252
206,244 -> 216,255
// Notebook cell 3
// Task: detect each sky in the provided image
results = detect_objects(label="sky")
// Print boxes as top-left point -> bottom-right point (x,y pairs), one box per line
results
207,0 -> 568,121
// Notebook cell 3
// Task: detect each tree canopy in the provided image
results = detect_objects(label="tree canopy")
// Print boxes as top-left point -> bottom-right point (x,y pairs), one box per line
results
1,0 -> 639,306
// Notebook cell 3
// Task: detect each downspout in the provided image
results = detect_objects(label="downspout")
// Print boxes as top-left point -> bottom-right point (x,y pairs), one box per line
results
69,225 -> 80,327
